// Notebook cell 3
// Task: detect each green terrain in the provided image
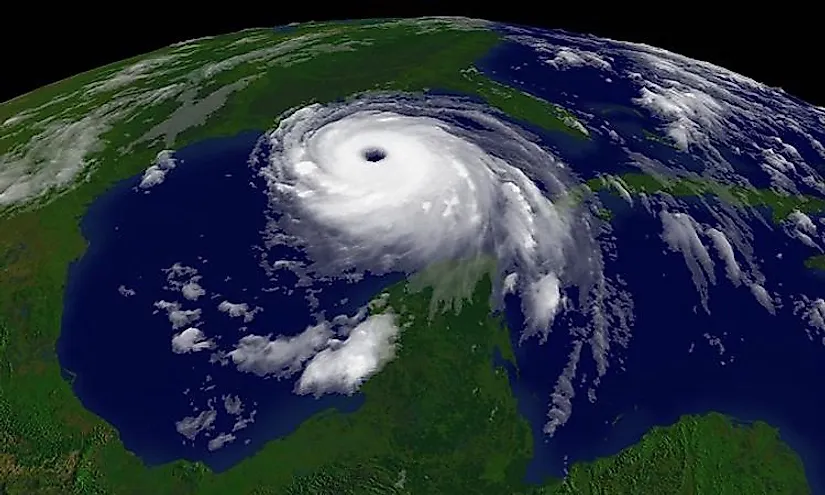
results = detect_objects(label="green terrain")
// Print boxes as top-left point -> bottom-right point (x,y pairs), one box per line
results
588,172 -> 825,223
589,172 -> 825,274
805,255 -> 825,271
0,18 -> 812,494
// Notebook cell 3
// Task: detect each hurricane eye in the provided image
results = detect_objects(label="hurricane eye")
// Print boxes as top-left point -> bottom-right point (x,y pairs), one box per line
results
362,147 -> 387,163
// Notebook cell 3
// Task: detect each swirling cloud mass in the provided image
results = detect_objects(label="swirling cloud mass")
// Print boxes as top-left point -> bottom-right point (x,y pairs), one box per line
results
249,93 -> 635,435
50,19 -> 825,448
258,93 -> 620,341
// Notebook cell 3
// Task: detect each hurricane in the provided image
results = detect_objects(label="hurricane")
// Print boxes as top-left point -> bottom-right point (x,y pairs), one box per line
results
14,17 -> 825,490
254,92 -> 634,431
258,94 -> 601,332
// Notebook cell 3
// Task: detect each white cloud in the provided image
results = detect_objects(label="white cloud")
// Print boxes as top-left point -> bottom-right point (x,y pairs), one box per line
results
207,432 -> 236,451
172,327 -> 215,354
633,82 -> 724,151
0,29 -> 379,209
762,147 -> 797,175
160,264 -> 209,300
232,412 -> 256,432
229,323 -> 333,377
602,39 -> 825,197
789,209 -> 817,234
181,280 -> 206,301
800,298 -> 825,343
0,112 -> 109,206
118,285 -> 136,297
748,283 -> 776,314
705,227 -> 741,284
503,272 -> 518,294
215,394 -> 256,432
808,299 -> 825,331
223,394 -> 243,415
138,150 -> 177,189
218,300 -> 261,323
296,313 -> 400,397
761,160 -> 798,192
787,210 -> 820,249
543,341 -> 582,436
164,262 -> 198,281
514,35 -> 612,72
85,56 -> 178,94
606,176 -> 633,205
545,48 -> 612,71
660,211 -> 716,310
523,273 -> 564,338
175,409 -> 216,440
154,300 -> 201,329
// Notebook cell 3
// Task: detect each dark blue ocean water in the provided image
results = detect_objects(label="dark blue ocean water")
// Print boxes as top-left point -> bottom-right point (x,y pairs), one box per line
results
481,31 -> 825,492
57,131 -> 403,471
477,28 -> 800,191
57,31 -> 825,492
502,206 -> 825,493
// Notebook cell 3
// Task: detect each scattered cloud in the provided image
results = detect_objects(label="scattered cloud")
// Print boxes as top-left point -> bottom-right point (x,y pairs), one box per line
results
162,263 -> 208,300
296,313 -> 400,397
0,111 -> 110,206
543,341 -> 582,436
606,176 -> 633,205
207,432 -> 236,451
660,211 -> 715,310
229,323 -> 333,377
118,284 -> 136,297
154,300 -> 202,329
787,210 -> 821,249
705,227 -> 741,284
182,280 -> 206,301
164,262 -> 199,281
795,296 -> 825,344
138,150 -> 178,190
633,82 -> 723,151
218,300 -> 262,323
223,394 -> 243,415
523,273 -> 564,339
748,283 -> 776,314
175,408 -> 217,440
545,48 -> 612,71
172,327 -> 216,354
232,413 -> 256,432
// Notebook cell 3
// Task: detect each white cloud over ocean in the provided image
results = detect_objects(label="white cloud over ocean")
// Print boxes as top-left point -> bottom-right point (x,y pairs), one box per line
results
227,310 -> 401,397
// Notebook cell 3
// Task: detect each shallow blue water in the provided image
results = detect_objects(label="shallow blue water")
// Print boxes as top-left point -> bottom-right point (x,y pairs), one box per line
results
57,131 -> 403,471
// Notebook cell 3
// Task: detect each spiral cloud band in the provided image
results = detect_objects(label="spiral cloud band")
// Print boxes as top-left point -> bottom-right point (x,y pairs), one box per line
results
259,93 -> 612,339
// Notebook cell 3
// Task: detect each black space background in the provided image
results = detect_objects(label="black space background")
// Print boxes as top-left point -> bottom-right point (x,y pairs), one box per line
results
1,6 -> 821,107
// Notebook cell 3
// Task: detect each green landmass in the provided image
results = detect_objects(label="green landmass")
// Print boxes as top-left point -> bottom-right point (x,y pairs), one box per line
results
455,68 -> 587,138
0,22 -> 586,492
642,128 -> 678,149
3,267 -> 810,494
804,255 -> 825,271
556,413 -> 809,495
589,172 -> 825,223
0,19 -> 812,494
593,207 -> 613,222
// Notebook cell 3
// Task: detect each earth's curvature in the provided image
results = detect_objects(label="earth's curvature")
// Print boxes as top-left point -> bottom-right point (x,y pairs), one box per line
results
1,16 -> 824,494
